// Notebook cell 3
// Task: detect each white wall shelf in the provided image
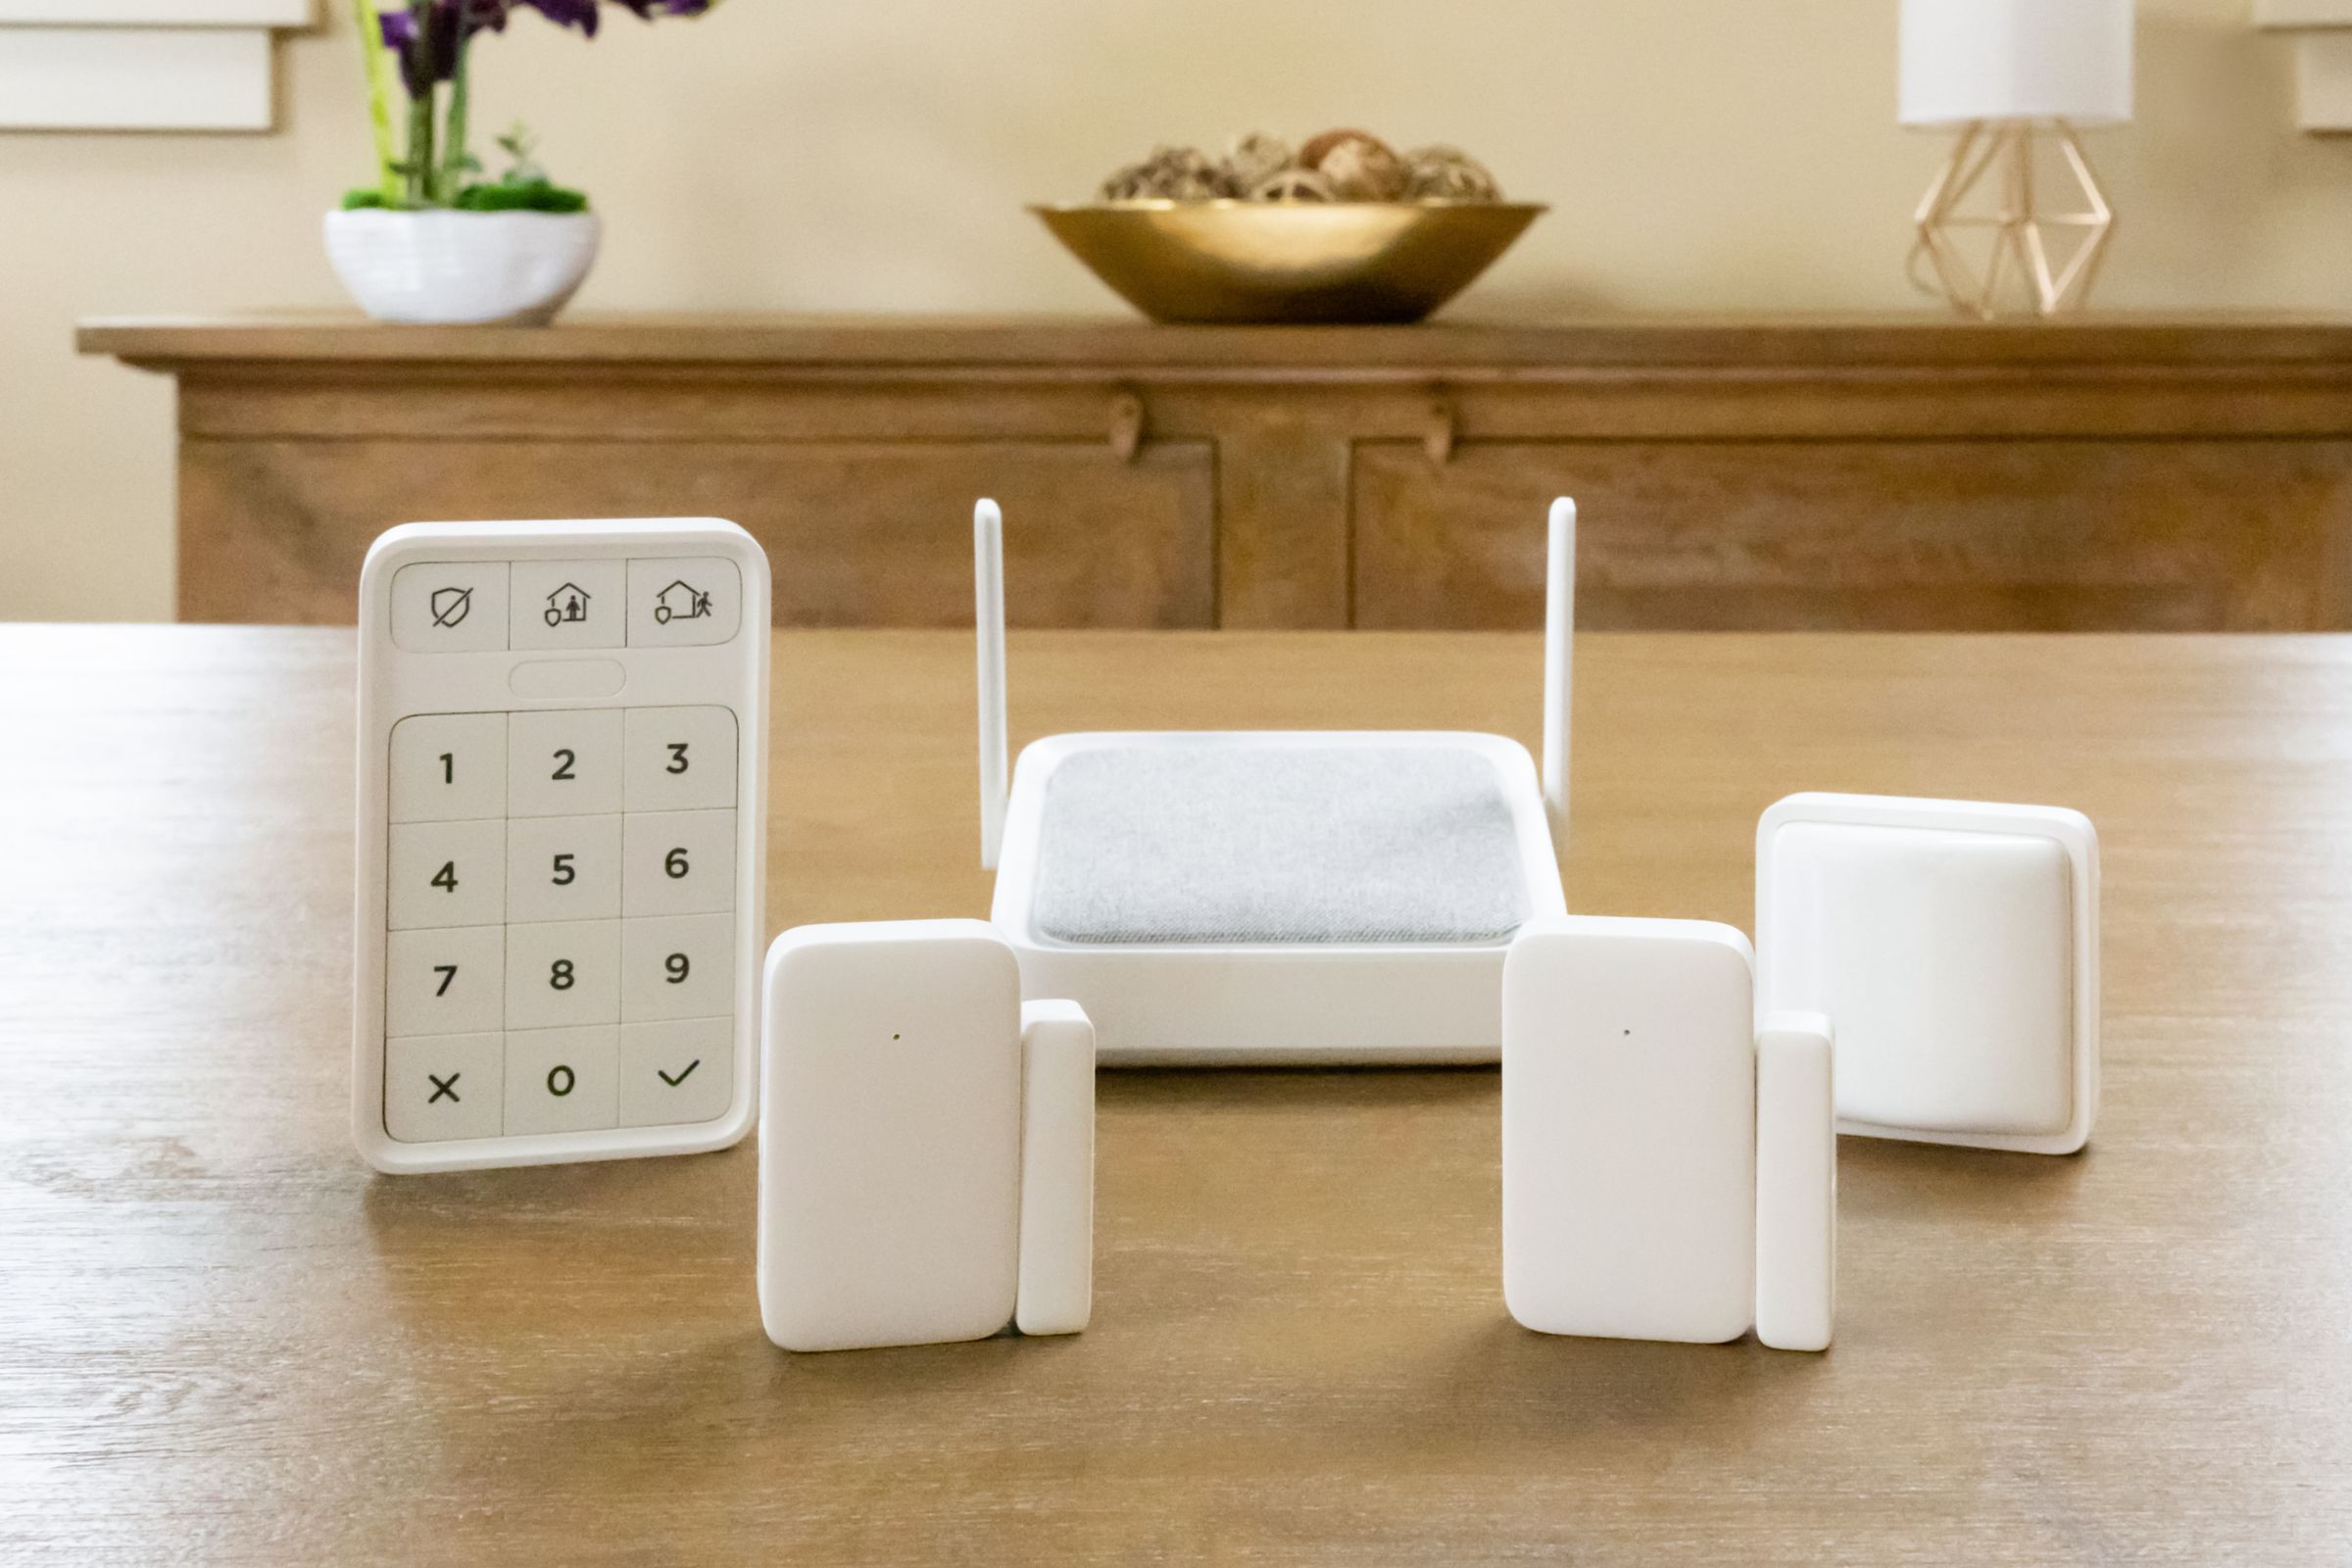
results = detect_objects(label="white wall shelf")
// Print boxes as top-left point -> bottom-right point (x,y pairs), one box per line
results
2256,0 -> 2352,133
0,0 -> 314,131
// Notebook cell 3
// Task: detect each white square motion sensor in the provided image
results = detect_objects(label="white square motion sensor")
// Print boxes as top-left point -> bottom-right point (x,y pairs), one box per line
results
1755,793 -> 2098,1155
973,498 -> 1575,1065
758,919 -> 1095,1352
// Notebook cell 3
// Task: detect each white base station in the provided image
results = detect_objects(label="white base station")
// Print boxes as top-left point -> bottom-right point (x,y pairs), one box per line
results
990,731 -> 1567,1065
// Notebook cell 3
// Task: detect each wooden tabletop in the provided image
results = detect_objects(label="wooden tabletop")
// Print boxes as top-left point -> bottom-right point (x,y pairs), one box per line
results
74,311 -> 2352,374
4,623 -> 2348,1562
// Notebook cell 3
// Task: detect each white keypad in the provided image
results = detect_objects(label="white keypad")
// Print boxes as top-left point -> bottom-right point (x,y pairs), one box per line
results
385,1033 -> 504,1143
504,1025 -> 621,1135
622,809 -> 738,917
622,911 -> 735,1021
511,559 -> 627,652
392,562 -> 509,654
506,813 -> 622,924
506,918 -> 621,1030
619,1017 -> 734,1127
365,526 -> 763,1168
387,818 -> 506,930
626,557 -> 742,648
386,924 -> 505,1038
390,712 -> 508,822
380,698 -> 744,1143
508,708 -> 624,817
623,706 -> 739,812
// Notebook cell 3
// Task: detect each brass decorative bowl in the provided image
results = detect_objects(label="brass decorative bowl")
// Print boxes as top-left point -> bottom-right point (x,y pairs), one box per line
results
1031,200 -> 1545,324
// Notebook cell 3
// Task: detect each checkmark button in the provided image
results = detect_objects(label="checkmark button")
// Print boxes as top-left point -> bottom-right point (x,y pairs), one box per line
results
619,1018 -> 730,1127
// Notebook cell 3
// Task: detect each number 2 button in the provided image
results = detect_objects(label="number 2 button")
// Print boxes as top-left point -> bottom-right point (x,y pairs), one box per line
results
509,709 -> 622,816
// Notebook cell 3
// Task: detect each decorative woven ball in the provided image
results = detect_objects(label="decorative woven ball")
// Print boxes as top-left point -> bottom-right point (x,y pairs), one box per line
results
1298,127 -> 1406,201
1249,168 -> 1338,203
1401,145 -> 1502,202
1099,145 -> 1239,202
1222,131 -> 1296,195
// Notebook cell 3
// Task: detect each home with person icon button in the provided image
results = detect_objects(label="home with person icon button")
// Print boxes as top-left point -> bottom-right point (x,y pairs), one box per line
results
544,582 -> 591,627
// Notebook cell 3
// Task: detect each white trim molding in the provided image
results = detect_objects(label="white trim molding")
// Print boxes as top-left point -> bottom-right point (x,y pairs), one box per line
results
2256,0 -> 2352,133
0,0 -> 314,131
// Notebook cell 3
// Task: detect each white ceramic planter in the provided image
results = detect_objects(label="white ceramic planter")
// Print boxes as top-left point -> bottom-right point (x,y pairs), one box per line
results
323,208 -> 601,326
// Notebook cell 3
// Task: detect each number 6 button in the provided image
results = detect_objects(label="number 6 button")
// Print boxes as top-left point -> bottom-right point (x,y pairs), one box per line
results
623,809 -> 737,917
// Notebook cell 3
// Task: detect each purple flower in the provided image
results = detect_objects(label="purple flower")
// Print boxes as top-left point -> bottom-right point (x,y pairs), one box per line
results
376,0 -> 705,94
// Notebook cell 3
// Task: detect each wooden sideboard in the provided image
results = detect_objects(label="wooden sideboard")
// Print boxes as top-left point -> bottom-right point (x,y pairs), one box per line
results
78,314 -> 2352,631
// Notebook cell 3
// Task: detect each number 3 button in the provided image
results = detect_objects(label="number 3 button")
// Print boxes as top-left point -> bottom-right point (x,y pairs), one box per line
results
622,809 -> 736,916
623,706 -> 737,812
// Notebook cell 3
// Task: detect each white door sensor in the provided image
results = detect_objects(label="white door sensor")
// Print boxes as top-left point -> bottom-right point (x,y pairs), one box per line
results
1756,792 -> 2098,1154
1502,915 -> 1760,1345
757,919 -> 1096,1352
976,497 -> 1576,1065
1755,1010 -> 1836,1353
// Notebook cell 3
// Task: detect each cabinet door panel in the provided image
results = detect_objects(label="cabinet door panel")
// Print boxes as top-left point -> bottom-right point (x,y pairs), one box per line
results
1352,440 -> 2352,631
181,440 -> 1215,628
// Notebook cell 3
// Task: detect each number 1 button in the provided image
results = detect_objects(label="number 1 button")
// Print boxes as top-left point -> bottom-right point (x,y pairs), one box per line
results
390,712 -> 507,822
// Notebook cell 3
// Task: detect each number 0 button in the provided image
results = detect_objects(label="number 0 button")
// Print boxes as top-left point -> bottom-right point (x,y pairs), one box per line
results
503,1025 -> 619,1135
622,809 -> 736,917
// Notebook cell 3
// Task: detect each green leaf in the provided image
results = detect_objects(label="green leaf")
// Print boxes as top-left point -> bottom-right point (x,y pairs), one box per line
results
453,180 -> 590,213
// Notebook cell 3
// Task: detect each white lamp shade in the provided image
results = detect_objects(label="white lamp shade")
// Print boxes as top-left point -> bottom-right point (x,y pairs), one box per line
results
1899,0 -> 2134,127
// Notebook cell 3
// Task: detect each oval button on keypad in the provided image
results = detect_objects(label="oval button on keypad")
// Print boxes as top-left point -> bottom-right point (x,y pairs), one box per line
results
510,659 -> 626,701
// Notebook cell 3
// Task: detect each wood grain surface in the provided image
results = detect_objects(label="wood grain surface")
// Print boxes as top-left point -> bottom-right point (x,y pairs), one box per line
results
81,312 -> 2352,635
2,623 -> 2347,1562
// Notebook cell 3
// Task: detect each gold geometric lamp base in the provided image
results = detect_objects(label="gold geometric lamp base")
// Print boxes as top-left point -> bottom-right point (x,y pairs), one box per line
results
1908,118 -> 2113,320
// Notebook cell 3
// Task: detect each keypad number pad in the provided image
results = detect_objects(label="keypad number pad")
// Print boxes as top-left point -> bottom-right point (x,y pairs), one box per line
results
382,704 -> 741,1143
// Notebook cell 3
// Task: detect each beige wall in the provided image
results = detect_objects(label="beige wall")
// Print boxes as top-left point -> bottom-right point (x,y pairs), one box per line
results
1,0 -> 2341,621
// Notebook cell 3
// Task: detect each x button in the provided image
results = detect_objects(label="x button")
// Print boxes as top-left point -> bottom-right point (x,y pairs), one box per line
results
427,1072 -> 462,1103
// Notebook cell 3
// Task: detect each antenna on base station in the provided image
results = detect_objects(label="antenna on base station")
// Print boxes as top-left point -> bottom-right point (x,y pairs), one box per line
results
1542,496 -> 1576,845
976,499 -> 1009,870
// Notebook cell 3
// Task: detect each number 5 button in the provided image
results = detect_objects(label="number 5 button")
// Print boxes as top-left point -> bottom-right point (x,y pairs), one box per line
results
622,809 -> 736,916
624,706 -> 737,812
